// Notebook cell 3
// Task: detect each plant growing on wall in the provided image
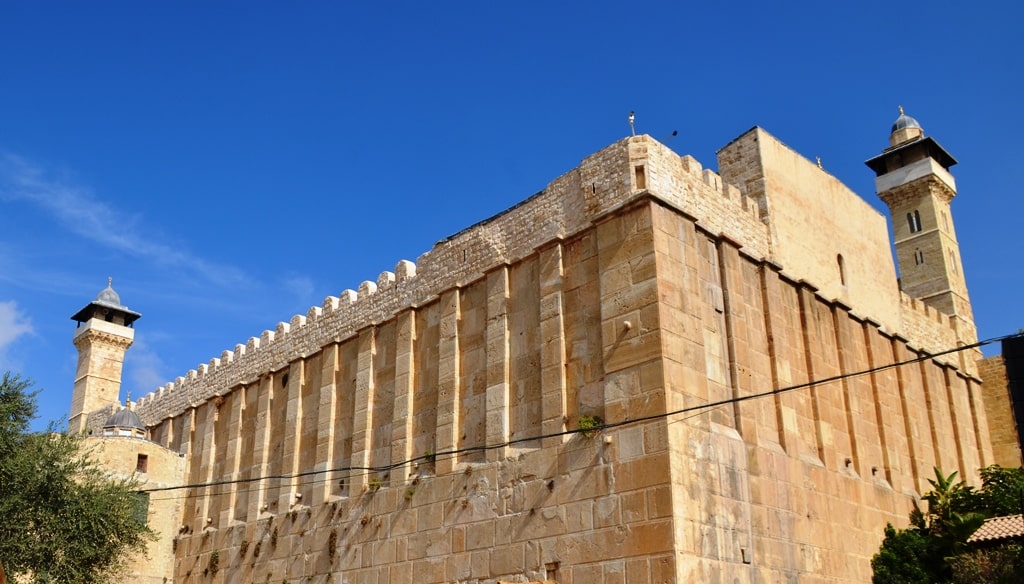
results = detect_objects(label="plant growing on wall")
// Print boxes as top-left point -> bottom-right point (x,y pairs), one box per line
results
577,415 -> 604,438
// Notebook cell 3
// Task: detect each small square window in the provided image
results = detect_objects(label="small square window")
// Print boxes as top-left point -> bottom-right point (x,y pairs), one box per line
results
136,454 -> 149,474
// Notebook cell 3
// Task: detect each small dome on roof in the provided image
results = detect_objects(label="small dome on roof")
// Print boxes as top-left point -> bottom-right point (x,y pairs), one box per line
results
891,113 -> 922,133
888,106 -> 925,148
96,277 -> 122,306
892,104 -> 925,133
104,407 -> 145,432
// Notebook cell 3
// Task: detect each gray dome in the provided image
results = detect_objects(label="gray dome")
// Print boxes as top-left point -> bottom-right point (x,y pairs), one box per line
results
103,407 -> 145,432
891,113 -> 922,133
96,278 -> 122,307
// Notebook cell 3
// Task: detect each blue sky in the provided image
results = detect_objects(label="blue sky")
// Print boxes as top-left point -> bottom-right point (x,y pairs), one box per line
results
1,1 -> 1021,430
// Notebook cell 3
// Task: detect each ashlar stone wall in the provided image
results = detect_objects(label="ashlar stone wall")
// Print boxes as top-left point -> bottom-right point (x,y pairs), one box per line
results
978,355 -> 1022,468
88,436 -> 186,583
650,200 -> 990,581
127,133 -> 986,583
161,203 -> 681,583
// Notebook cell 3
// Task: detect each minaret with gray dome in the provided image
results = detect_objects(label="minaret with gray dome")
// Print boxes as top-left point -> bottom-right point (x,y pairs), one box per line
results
866,107 -> 975,337
69,278 -> 142,433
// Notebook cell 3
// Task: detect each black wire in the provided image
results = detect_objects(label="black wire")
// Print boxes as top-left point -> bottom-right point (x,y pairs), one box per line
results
141,331 -> 1021,499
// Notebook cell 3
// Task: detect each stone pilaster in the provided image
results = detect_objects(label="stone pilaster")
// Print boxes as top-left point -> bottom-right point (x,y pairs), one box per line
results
221,388 -> 243,524
279,360 -> 304,511
392,311 -> 415,475
314,344 -> 339,506
538,242 -> 568,447
436,289 -> 460,474
485,266 -> 510,462
195,401 -> 217,531
248,374 -> 273,519
351,327 -> 377,490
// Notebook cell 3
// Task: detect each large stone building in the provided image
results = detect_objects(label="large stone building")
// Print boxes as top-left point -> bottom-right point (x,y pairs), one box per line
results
71,111 -> 998,583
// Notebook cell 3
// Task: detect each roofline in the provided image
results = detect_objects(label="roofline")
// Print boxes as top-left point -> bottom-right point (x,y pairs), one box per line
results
70,300 -> 143,325
864,136 -> 958,175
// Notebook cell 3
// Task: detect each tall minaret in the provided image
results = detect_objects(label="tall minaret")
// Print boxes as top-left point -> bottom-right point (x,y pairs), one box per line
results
69,278 -> 141,433
866,108 -> 974,335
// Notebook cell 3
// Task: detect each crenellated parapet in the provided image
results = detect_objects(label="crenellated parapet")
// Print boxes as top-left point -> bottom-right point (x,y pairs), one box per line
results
899,292 -> 979,374
626,137 -> 770,260
134,135 -> 775,426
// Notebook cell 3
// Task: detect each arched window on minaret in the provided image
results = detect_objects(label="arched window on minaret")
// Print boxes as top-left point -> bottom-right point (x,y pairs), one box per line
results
907,210 -> 922,233
914,249 -> 925,265
837,254 -> 847,287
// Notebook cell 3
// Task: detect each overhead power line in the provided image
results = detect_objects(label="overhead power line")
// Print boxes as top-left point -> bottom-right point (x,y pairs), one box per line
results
141,331 -> 1021,500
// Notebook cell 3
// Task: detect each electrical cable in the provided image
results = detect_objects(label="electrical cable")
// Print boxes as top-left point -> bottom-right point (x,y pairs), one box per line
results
141,330 -> 1022,501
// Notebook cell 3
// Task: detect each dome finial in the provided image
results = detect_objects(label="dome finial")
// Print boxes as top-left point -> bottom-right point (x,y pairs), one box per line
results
889,107 -> 923,147
95,277 -> 123,306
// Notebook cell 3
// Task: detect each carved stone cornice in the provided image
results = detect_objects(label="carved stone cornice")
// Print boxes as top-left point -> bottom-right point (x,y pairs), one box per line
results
879,175 -> 955,209
72,328 -> 134,351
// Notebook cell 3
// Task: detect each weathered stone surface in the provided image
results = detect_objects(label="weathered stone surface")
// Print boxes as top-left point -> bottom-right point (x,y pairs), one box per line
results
71,126 -> 989,583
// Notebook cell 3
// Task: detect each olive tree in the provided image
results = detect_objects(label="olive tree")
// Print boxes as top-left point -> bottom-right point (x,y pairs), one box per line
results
0,372 -> 153,584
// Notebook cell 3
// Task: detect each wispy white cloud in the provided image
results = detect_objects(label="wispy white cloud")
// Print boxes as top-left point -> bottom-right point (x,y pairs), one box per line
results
0,300 -> 34,368
0,153 -> 253,289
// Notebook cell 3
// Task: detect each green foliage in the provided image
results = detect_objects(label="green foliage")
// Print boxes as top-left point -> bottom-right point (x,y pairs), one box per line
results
915,469 -> 979,529
871,524 -> 939,584
577,415 -> 603,438
949,543 -> 1024,584
0,372 -> 154,584
0,372 -> 38,451
873,466 -> 1023,584
977,465 -> 1024,516
914,469 -> 986,561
